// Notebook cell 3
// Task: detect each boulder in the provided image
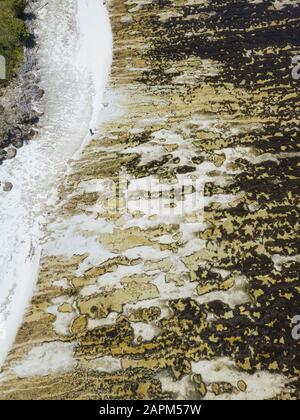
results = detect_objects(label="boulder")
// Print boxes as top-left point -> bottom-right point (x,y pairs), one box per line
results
0,148 -> 7,161
2,181 -> 13,192
25,84 -> 44,101
5,147 -> 17,159
12,138 -> 23,149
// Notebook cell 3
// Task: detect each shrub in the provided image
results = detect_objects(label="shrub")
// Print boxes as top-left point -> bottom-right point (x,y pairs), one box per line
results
0,0 -> 28,80
7,0 -> 27,18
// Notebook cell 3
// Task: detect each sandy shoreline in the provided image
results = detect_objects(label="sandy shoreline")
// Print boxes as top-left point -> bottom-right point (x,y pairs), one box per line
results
0,0 -> 112,368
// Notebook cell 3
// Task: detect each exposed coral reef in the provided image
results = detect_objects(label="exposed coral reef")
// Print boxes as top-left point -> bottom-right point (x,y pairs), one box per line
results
0,0 -> 299,400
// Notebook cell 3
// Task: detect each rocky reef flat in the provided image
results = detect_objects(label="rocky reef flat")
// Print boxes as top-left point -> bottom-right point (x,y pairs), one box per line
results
0,0 -> 299,400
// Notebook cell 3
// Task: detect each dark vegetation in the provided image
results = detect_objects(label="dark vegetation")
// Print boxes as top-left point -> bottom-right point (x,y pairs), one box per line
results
0,0 -> 28,80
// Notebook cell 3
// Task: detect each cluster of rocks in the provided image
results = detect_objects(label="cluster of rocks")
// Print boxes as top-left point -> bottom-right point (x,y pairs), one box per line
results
0,3 -> 43,169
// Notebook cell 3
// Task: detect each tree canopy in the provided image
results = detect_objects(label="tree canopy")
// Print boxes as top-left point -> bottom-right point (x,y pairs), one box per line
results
0,0 -> 28,80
